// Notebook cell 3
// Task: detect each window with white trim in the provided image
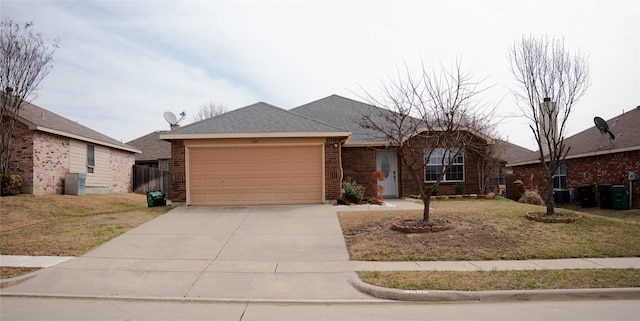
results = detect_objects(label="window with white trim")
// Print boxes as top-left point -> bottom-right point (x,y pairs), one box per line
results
87,145 -> 95,174
424,148 -> 464,182
553,163 -> 566,189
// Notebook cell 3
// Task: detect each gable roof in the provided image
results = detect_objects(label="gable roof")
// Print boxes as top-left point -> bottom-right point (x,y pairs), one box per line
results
291,94 -> 495,146
126,131 -> 171,161
495,139 -> 534,164
17,101 -> 140,153
160,102 -> 349,139
290,95 -> 397,145
507,107 -> 640,166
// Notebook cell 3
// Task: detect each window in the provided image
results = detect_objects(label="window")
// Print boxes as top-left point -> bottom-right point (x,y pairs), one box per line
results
553,163 -> 566,189
424,148 -> 464,182
87,145 -> 95,173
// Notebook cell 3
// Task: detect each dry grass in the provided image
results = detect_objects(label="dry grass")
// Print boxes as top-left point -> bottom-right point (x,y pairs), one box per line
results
0,193 -> 172,256
338,199 -> 640,261
359,269 -> 640,291
0,267 -> 39,279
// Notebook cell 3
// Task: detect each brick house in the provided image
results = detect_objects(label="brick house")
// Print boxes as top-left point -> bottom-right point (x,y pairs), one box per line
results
162,95 -> 494,206
506,107 -> 640,209
5,101 -> 140,195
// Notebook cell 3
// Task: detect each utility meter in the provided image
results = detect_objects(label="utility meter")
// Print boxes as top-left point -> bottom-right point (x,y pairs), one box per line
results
629,171 -> 638,181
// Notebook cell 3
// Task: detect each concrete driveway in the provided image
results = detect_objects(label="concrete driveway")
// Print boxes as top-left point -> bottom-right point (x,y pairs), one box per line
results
2,204 -> 375,301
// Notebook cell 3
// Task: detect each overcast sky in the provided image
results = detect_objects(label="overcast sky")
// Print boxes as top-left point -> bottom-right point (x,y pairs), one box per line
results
2,0 -> 638,150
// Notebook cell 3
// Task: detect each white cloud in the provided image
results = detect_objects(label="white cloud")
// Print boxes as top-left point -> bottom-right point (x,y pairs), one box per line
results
2,0 -> 638,148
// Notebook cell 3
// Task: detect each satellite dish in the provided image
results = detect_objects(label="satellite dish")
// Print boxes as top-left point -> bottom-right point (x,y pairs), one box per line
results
163,111 -> 186,129
164,111 -> 178,125
594,116 -> 615,149
594,117 -> 615,140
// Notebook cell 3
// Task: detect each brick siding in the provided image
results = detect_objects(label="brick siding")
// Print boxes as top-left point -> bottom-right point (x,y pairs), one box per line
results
32,131 -> 70,194
324,138 -> 343,201
170,140 -> 187,202
110,149 -> 134,193
7,120 -> 135,195
342,146 -> 378,197
511,150 -> 640,208
343,136 -> 487,198
7,121 -> 35,193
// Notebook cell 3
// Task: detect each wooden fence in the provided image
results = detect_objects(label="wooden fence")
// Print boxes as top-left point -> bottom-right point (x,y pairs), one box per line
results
133,165 -> 170,197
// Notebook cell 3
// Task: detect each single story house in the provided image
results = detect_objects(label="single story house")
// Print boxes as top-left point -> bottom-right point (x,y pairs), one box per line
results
6,101 -> 140,194
126,130 -> 172,171
161,95 -> 495,206
485,139 -> 534,197
506,107 -> 640,209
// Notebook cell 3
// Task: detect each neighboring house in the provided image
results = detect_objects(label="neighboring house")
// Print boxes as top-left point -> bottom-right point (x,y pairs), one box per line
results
489,139 -> 535,196
6,101 -> 140,195
161,95 -> 495,206
126,131 -> 172,171
506,107 -> 640,209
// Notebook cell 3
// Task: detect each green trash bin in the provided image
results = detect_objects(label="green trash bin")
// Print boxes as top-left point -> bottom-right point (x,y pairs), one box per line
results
611,185 -> 629,210
146,190 -> 166,207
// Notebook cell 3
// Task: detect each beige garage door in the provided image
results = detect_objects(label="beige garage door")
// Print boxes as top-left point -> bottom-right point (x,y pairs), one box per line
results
188,145 -> 324,205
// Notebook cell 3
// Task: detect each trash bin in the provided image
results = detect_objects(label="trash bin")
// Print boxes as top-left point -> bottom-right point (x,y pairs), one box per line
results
146,190 -> 166,207
611,185 -> 629,210
577,184 -> 597,208
598,184 -> 613,209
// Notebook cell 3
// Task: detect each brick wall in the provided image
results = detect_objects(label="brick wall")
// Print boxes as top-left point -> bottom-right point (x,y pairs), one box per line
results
170,140 -> 186,202
342,146 -> 378,197
110,148 -> 135,193
324,138 -> 343,201
31,131 -> 70,194
511,150 -> 640,208
342,138 -> 488,199
6,121 -> 35,193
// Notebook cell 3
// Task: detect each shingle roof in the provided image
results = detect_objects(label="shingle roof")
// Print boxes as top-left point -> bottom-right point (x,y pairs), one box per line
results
126,131 -> 171,161
17,101 -> 139,153
290,95 -> 394,144
507,107 -> 640,166
495,139 -> 534,163
162,102 -> 349,138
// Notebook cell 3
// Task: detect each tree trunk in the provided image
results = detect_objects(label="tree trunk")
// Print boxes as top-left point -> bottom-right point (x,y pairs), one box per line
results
422,195 -> 431,222
545,179 -> 555,215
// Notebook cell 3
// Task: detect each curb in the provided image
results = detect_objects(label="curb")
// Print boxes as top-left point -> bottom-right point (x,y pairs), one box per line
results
0,269 -> 43,289
350,275 -> 640,302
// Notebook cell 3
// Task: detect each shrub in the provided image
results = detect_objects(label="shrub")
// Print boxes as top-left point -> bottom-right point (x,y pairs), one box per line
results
454,183 -> 465,195
1,174 -> 23,196
343,178 -> 365,203
518,190 -> 544,205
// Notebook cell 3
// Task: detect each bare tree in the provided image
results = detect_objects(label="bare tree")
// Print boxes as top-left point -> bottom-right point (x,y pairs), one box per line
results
1,19 -> 58,175
475,134 -> 507,194
508,34 -> 590,215
360,61 -> 495,223
192,100 -> 228,121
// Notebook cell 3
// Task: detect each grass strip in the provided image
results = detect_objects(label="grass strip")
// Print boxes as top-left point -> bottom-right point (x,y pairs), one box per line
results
359,269 -> 640,291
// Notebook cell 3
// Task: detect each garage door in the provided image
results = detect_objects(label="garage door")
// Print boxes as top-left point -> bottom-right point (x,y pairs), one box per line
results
188,145 -> 324,205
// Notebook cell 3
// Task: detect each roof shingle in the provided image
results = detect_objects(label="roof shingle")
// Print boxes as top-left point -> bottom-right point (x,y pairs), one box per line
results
17,101 -> 139,153
166,102 -> 347,136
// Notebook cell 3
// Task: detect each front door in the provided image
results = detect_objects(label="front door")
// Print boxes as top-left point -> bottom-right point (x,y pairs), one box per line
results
376,150 -> 398,197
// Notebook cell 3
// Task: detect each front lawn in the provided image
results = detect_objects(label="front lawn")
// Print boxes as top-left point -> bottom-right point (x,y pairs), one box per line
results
0,193 -> 172,257
338,199 -> 640,261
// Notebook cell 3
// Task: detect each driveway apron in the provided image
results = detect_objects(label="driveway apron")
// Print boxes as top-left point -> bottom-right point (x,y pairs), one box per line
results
2,205 -> 372,301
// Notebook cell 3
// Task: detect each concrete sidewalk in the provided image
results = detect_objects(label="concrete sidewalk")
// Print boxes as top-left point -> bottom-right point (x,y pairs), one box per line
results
4,256 -> 640,271
2,200 -> 639,303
